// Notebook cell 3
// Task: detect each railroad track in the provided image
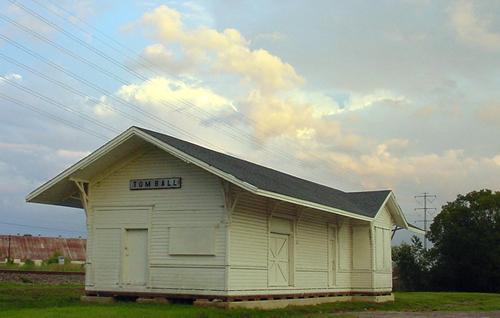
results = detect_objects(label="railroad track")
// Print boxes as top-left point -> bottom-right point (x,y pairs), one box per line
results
0,268 -> 84,275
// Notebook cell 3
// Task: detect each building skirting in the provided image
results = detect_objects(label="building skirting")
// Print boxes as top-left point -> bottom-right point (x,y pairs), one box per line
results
212,294 -> 395,309
84,290 -> 394,308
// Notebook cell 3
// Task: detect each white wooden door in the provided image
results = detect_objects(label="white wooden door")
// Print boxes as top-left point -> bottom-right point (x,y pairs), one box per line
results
268,232 -> 290,286
123,229 -> 148,285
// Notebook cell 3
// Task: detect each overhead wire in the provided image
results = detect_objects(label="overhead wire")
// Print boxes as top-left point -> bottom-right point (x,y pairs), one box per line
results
1,76 -> 119,134
35,0 -> 337,170
0,221 -> 85,235
0,15 -> 248,154
4,1 -> 314,165
0,92 -> 110,140
0,33 -> 227,152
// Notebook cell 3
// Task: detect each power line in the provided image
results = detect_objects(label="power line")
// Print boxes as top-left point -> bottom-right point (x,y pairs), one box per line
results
0,76 -> 119,134
0,11 -> 252,153
0,31 -> 227,153
5,0 -> 356,177
414,192 -> 437,250
0,92 -> 110,141
0,221 -> 85,235
23,0 -> 269,143
5,1 -> 324,167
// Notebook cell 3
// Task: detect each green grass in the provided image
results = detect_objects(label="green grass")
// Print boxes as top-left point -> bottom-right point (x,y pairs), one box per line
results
0,283 -> 499,318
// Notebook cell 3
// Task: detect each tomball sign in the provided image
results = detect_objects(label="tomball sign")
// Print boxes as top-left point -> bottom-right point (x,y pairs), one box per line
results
130,177 -> 181,190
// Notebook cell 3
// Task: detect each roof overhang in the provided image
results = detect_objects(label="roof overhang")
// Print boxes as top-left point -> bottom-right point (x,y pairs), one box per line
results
374,192 -> 425,235
27,127 -> 407,225
26,128 -> 154,208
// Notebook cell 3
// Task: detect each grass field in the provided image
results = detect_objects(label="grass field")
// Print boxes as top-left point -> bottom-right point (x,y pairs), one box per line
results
0,283 -> 499,318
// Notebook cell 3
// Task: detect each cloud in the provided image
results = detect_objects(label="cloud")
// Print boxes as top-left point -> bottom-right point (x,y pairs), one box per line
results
92,96 -> 115,117
4,2 -> 95,38
347,90 -> 407,111
117,76 -> 235,112
135,5 -> 303,92
0,161 -> 34,193
476,103 -> 500,126
136,43 -> 199,74
0,144 -> 89,194
6,4 -> 54,35
128,5 -> 409,152
450,0 -> 500,50
493,155 -> 500,166
117,4 -> 500,230
0,73 -> 22,83
312,146 -> 500,196
55,149 -> 90,160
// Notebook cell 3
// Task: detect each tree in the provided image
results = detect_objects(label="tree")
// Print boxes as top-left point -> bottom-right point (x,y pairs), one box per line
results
392,236 -> 431,290
427,189 -> 500,292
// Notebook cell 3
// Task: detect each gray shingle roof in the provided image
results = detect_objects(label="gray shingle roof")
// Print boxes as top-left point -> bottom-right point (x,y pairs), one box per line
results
137,127 -> 391,218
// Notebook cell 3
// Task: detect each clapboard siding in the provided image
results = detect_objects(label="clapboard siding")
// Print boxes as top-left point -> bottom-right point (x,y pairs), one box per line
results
336,220 -> 353,287
228,192 -> 268,290
372,206 -> 393,290
84,145 -> 394,295
84,210 -> 94,287
296,215 -> 327,270
374,206 -> 392,228
150,266 -> 226,290
86,147 -> 227,292
228,190 -> 375,294
92,228 -> 121,286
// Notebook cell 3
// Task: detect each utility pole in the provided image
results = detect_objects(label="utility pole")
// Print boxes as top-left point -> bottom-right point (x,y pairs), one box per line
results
415,192 -> 436,250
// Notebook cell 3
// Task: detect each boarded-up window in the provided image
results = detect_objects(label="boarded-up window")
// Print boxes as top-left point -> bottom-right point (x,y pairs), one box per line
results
270,217 -> 292,234
168,226 -> 216,255
352,226 -> 370,270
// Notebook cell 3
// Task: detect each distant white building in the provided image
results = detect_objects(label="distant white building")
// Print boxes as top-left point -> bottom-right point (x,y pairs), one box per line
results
27,126 -> 422,307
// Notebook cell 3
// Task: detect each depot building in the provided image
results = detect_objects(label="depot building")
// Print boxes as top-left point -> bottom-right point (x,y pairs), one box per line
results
26,126 -> 422,307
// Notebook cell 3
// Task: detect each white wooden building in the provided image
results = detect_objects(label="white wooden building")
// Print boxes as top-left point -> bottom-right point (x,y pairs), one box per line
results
27,126 -> 422,306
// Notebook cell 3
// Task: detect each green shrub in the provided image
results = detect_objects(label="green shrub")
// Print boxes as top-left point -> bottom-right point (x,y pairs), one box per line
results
24,259 -> 34,266
47,251 -> 62,264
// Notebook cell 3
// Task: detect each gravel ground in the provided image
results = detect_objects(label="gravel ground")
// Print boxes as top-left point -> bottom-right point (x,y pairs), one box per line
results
333,311 -> 500,318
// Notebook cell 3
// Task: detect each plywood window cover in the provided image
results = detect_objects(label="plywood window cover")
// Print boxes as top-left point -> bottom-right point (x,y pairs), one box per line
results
168,226 -> 216,256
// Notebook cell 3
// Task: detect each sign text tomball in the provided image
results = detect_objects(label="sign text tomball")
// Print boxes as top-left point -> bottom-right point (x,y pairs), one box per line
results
129,177 -> 181,190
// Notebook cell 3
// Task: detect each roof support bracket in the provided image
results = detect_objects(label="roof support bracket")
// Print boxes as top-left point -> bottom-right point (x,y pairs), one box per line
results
230,192 -> 241,214
391,225 -> 402,239
267,199 -> 280,217
73,180 -> 89,216
221,181 -> 242,225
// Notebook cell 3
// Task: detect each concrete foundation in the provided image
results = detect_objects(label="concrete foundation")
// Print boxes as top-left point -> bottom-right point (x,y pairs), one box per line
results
216,296 -> 353,309
80,295 -> 115,304
83,290 -> 394,309
352,293 -> 395,303
203,294 -> 394,309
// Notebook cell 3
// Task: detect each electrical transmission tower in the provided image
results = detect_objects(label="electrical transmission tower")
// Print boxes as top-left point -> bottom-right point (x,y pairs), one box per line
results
415,192 -> 436,250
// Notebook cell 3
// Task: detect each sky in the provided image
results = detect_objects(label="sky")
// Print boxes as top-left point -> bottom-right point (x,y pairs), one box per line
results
0,0 -> 499,244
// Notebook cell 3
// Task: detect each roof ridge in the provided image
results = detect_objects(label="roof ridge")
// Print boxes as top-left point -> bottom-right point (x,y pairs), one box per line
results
347,189 -> 391,194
